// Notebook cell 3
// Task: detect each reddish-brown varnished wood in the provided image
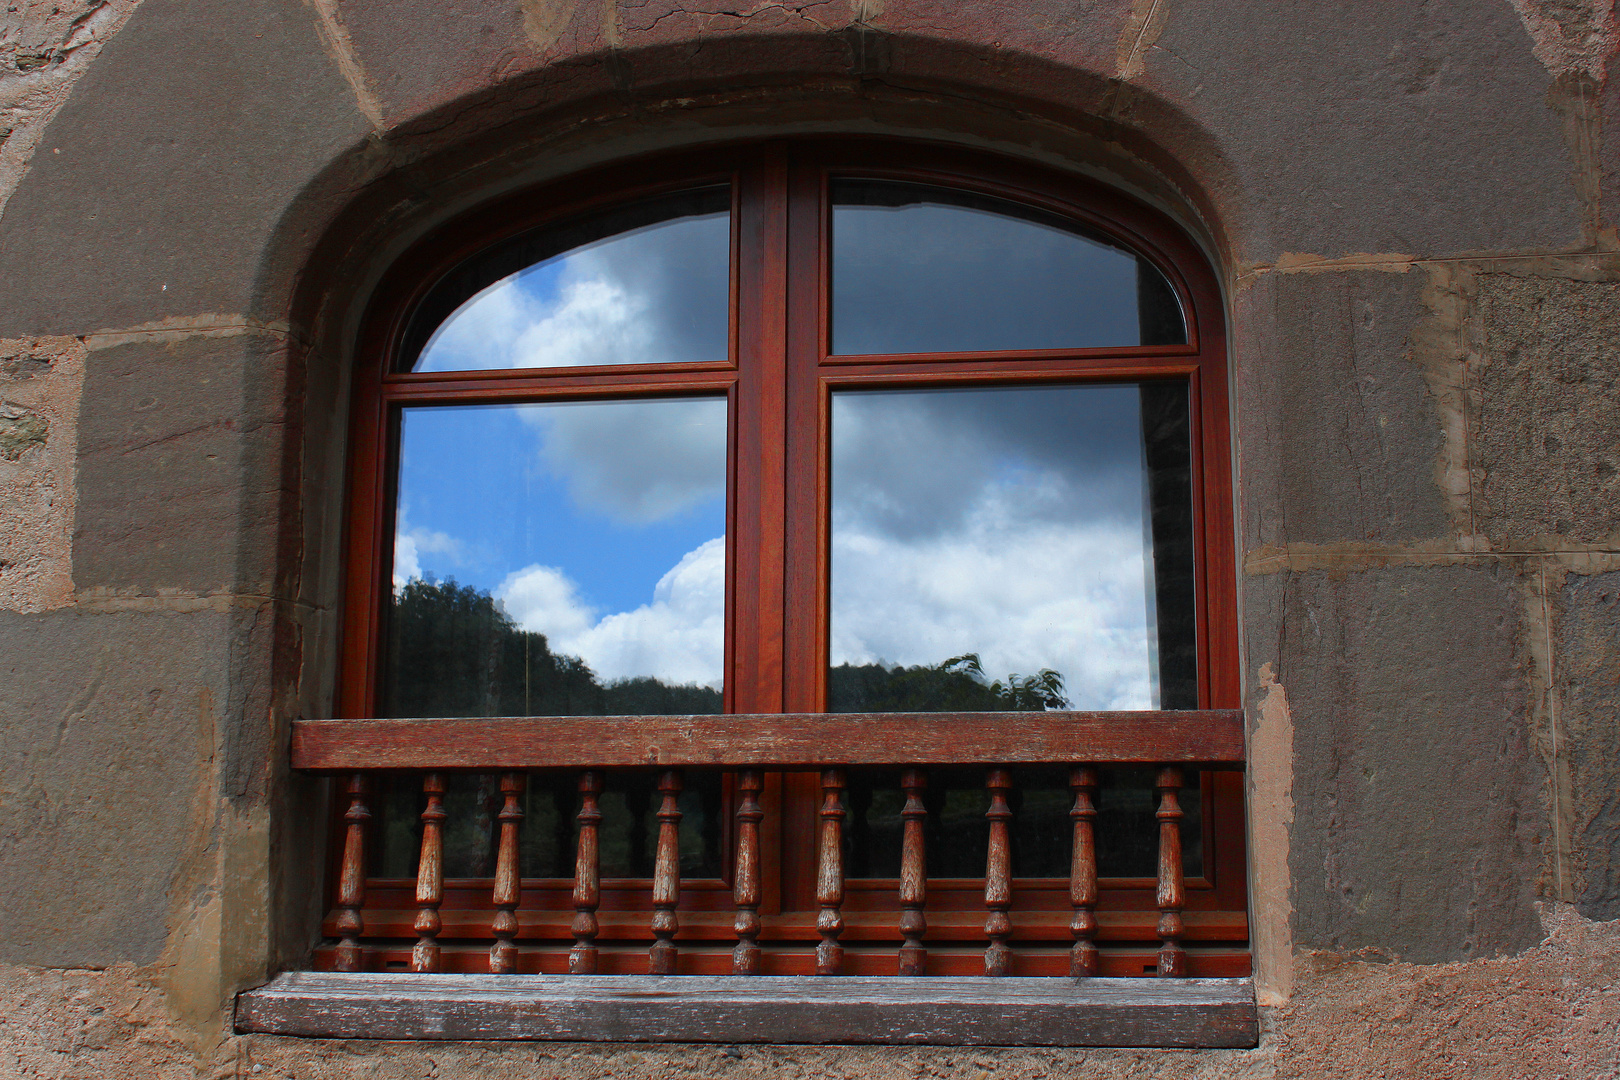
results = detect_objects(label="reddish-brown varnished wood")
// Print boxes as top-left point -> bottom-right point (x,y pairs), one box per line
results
293,711 -> 1247,771
649,770 -> 683,975
1156,767 -> 1187,978
333,775 -> 369,973
490,773 -> 524,974
898,768 -> 928,976
1069,766 -> 1100,978
410,773 -> 446,973
570,770 -> 604,975
732,770 -> 764,975
983,768 -> 1014,977
815,768 -> 846,975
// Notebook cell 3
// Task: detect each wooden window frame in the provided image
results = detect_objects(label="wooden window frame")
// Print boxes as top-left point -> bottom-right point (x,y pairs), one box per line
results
324,138 -> 1244,981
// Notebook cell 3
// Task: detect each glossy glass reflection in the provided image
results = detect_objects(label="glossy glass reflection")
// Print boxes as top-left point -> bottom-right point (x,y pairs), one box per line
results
830,180 -> 1185,355
401,188 -> 731,372
828,383 -> 1195,713
384,398 -> 727,717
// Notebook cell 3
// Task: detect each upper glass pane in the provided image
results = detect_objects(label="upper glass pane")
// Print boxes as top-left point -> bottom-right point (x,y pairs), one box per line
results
398,187 -> 731,373
828,382 -> 1196,713
830,180 -> 1186,356
384,397 -> 727,717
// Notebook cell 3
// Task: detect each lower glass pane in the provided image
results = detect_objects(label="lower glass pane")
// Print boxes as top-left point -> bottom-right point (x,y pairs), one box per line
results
384,398 -> 728,717
828,382 -> 1195,712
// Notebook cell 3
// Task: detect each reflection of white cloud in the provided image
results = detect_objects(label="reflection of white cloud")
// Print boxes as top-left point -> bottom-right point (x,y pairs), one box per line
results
497,537 -> 725,688
392,524 -> 464,591
520,398 -> 726,525
417,214 -> 727,373
830,490 -> 1156,711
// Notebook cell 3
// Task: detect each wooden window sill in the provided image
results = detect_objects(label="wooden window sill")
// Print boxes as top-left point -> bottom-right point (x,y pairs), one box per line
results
234,972 -> 1258,1047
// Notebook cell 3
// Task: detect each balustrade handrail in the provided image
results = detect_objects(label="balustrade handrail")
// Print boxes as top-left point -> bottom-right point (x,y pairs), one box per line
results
291,709 -> 1246,771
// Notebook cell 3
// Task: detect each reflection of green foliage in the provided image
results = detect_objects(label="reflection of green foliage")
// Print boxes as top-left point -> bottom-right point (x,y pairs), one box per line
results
385,579 -> 722,717
827,652 -> 1070,712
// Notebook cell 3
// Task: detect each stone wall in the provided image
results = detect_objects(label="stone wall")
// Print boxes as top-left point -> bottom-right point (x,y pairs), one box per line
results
1,0 -> 1616,1076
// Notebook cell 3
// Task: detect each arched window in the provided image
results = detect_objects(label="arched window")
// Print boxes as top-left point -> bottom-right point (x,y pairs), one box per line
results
322,141 -> 1243,984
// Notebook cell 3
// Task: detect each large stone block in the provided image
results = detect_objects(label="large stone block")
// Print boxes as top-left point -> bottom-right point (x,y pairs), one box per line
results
1557,571 -> 1620,920
0,609 -> 235,966
0,0 -> 370,337
1237,270 -> 1447,548
1474,275 -> 1620,547
74,334 -> 288,597
1143,0 -> 1581,261
1246,564 -> 1544,963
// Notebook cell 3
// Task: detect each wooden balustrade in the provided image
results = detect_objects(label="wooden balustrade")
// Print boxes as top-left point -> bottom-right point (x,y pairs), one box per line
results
293,711 -> 1244,978
410,773 -> 445,973
1068,766 -> 1100,978
333,775 -> 369,974
648,769 -> 683,975
569,770 -> 603,974
815,769 -> 846,975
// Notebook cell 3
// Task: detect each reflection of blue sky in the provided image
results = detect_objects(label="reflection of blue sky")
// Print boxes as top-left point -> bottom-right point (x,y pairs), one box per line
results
415,212 -> 729,373
394,400 -> 726,685
830,384 -> 1163,710
832,186 -> 1153,355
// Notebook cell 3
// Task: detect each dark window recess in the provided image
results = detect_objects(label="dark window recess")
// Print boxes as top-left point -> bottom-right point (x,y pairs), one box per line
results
370,770 -> 725,880
842,767 -> 1203,880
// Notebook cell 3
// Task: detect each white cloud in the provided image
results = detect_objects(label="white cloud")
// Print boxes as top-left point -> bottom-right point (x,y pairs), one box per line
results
497,537 -> 725,688
830,493 -> 1157,711
392,524 -> 464,591
521,397 -> 726,524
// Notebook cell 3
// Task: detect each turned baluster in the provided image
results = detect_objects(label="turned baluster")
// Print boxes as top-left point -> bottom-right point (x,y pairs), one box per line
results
732,770 -> 764,975
984,767 -> 1014,976
648,769 -> 683,974
1155,766 -> 1187,977
333,774 -> 370,973
1068,766 -> 1100,978
489,772 -> 524,974
897,768 -> 928,976
815,769 -> 847,975
569,770 -> 604,974
410,773 -> 446,973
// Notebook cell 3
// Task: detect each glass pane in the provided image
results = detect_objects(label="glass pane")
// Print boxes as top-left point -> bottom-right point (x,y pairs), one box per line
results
828,382 -> 1194,712
384,397 -> 727,717
831,180 -> 1185,355
399,187 -> 730,372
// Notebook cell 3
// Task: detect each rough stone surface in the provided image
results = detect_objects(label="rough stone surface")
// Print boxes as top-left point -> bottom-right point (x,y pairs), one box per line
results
0,336 -> 83,613
1236,269 -> 1448,549
1270,904 -> 1620,1080
0,0 -> 141,221
73,332 -> 287,597
1475,274 -> 1620,547
1557,572 -> 1620,920
0,0 -> 370,336
0,609 -> 231,966
1143,0 -> 1581,262
1250,564 -> 1545,963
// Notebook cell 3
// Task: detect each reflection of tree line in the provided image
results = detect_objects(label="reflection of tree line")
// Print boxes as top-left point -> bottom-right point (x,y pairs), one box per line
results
385,579 -> 1070,717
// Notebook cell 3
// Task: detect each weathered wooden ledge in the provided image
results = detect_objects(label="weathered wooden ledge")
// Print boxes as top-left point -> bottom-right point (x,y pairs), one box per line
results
234,973 -> 1258,1047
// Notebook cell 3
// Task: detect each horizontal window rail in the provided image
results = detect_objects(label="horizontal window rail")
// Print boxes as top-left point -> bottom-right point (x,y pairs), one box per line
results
292,710 -> 1244,981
